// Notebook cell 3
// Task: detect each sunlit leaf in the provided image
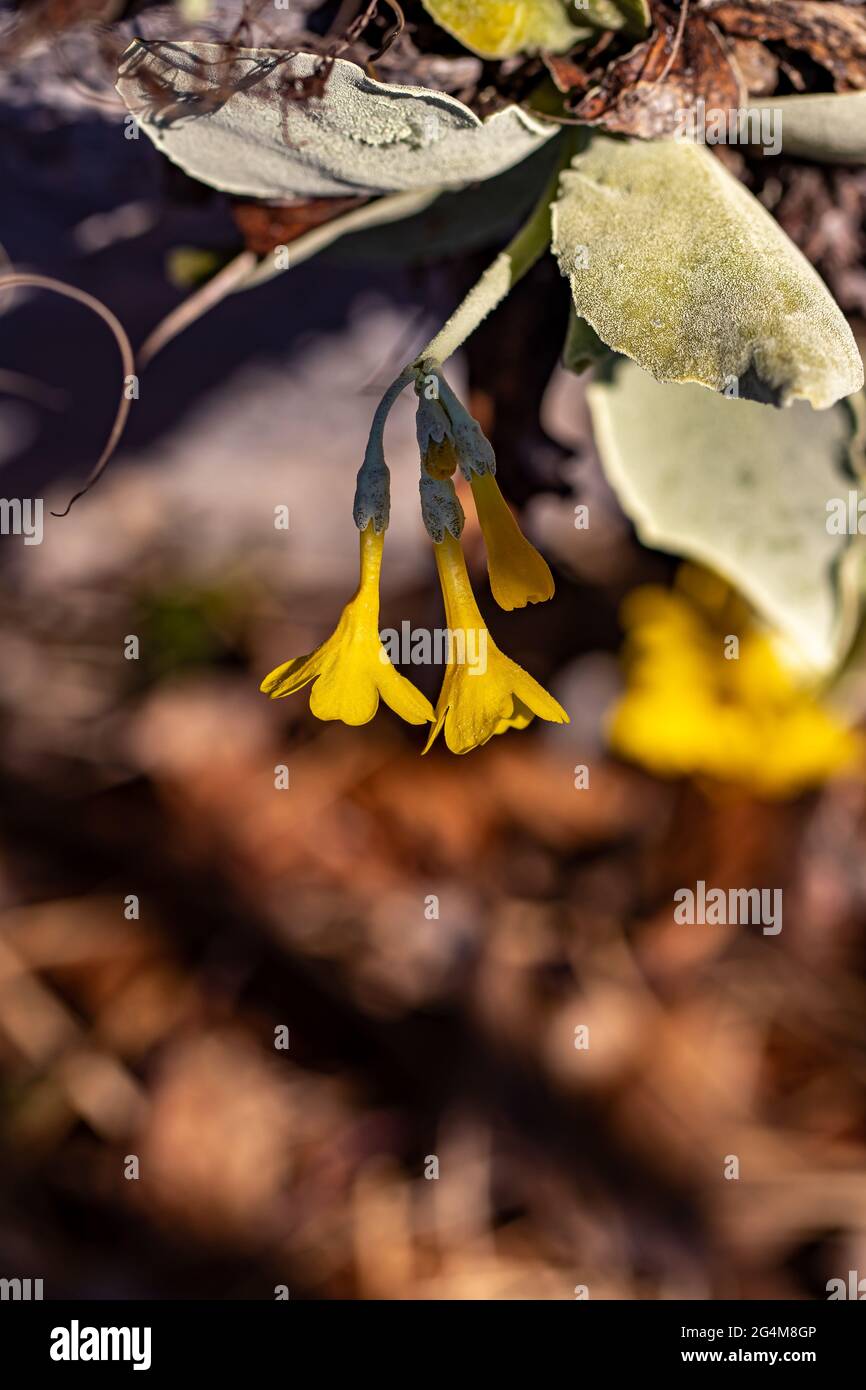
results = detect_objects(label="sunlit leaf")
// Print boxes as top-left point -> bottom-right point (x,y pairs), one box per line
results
420,0 -> 589,58
551,134 -> 864,409
117,42 -> 557,201
588,358 -> 863,671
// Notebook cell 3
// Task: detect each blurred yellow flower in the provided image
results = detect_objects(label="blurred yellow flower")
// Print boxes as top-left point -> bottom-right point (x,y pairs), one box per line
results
608,569 -> 861,797
261,524 -> 434,728
425,530 -> 568,754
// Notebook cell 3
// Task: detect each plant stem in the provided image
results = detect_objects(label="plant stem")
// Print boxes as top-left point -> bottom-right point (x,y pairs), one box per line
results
365,129 -> 577,447
411,133 -> 573,369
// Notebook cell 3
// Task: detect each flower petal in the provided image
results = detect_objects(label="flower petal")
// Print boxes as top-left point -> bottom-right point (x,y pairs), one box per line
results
493,696 -> 536,735
511,662 -> 570,725
308,654 -> 381,726
260,650 -> 323,698
377,658 -> 435,725
471,472 -> 555,610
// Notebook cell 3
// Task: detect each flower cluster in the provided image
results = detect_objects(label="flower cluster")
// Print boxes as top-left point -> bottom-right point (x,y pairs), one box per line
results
608,567 -> 862,797
261,362 -> 569,754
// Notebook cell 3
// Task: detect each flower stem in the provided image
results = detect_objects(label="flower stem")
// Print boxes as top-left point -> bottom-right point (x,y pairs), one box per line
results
411,133 -> 575,369
364,131 -> 578,448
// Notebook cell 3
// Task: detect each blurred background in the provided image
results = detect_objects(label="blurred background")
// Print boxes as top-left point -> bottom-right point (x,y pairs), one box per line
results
2,0 -> 866,1301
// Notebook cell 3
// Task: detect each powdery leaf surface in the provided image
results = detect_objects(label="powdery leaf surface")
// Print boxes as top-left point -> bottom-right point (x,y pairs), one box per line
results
588,358 -> 862,671
552,134 -> 864,409
116,42 -> 557,201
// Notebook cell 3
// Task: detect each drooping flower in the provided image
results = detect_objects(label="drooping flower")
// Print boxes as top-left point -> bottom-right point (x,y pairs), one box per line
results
260,522 -> 434,727
261,361 -> 565,752
468,469 -> 554,610
429,370 -> 554,611
608,568 -> 862,797
424,525 -> 569,755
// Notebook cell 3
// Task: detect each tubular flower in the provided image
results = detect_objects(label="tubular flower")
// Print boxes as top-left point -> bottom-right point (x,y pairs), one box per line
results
260,523 -> 434,727
430,370 -> 554,611
468,469 -> 554,611
261,361 -> 565,752
424,527 -> 569,755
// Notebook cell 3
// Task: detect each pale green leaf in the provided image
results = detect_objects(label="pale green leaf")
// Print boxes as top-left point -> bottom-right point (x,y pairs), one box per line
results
757,93 -> 866,165
551,134 -> 864,409
588,358 -> 863,671
116,42 -> 556,201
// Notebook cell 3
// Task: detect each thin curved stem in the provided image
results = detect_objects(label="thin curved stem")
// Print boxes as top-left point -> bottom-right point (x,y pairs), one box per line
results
0,273 -> 135,516
363,132 -> 578,452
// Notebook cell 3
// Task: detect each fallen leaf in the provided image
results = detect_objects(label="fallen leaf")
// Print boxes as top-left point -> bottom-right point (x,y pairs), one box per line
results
231,196 -> 371,255
705,1 -> 866,92
728,36 -> 778,96
571,10 -> 743,137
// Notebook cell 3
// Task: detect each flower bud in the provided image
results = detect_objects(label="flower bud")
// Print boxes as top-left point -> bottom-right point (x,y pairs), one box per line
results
435,376 -> 496,480
416,386 -> 458,480
419,474 -> 465,543
353,431 -> 390,533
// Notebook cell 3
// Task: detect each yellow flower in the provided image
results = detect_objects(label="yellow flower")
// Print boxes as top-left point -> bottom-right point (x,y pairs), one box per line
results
261,524 -> 434,728
423,368 -> 554,612
424,530 -> 569,754
608,570 -> 861,798
470,470 -> 554,611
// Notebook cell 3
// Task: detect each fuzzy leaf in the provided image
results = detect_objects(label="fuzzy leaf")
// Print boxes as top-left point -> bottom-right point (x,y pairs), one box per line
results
551,134 -> 864,409
757,93 -> 866,164
419,0 -> 590,57
116,42 -> 557,201
588,359 -> 863,671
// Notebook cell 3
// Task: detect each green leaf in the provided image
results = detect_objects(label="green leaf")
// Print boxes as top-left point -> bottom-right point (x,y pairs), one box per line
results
420,0 -> 590,57
116,42 -> 557,200
757,93 -> 866,165
551,134 -> 864,409
588,358 -> 863,672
